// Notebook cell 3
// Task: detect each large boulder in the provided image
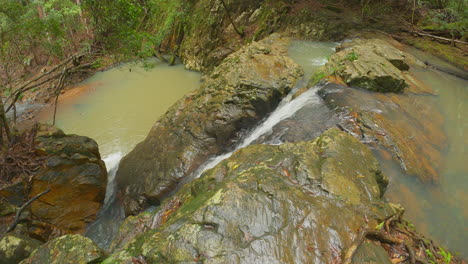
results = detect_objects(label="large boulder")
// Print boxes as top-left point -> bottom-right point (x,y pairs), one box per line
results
317,37 -> 421,92
28,124 -> 107,241
103,129 -> 393,263
19,234 -> 105,264
0,233 -> 42,264
116,33 -> 303,215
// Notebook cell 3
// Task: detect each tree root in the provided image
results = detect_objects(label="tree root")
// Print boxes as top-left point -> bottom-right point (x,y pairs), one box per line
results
342,228 -> 407,264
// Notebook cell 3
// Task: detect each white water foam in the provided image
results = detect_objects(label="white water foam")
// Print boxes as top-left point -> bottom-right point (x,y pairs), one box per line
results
193,86 -> 322,179
102,152 -> 123,204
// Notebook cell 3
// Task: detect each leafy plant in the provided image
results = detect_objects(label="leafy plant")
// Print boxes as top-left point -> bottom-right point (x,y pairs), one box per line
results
375,221 -> 384,230
426,249 -> 437,264
345,51 -> 359,62
438,247 -> 453,264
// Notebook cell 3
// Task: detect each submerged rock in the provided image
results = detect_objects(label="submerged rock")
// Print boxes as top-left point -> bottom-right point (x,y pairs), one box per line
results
104,129 -> 393,263
318,37 -> 420,92
19,234 -> 105,264
319,82 -> 446,182
0,233 -> 42,264
28,124 -> 107,241
116,33 -> 303,215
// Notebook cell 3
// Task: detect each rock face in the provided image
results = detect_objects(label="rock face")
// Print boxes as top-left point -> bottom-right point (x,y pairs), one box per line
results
320,37 -> 419,92
19,234 -> 105,264
104,129 -> 393,263
319,82 -> 446,182
29,124 -> 107,240
0,234 -> 42,264
116,33 -> 303,215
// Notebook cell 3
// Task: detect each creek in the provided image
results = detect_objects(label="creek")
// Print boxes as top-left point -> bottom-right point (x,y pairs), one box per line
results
39,41 -> 466,257
381,53 -> 468,257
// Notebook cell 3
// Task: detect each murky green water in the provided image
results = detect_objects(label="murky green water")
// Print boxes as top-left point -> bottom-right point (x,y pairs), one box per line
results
288,40 -> 467,257
41,60 -> 200,158
288,41 -> 338,78
383,65 -> 468,257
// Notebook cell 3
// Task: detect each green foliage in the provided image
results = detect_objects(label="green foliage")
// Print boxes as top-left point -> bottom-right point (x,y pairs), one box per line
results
82,0 -> 145,55
345,51 -> 359,61
426,249 -> 437,264
425,247 -> 453,264
0,0 -> 90,89
419,0 -> 468,40
375,221 -> 385,230
438,247 -> 453,264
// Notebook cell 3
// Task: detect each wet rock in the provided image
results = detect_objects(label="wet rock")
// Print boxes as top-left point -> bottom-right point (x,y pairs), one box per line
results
319,83 -> 446,182
321,37 -> 420,92
352,242 -> 393,264
0,233 -> 42,264
19,234 -> 105,264
116,33 -> 303,215
104,129 -> 392,263
28,124 -> 107,241
0,181 -> 30,232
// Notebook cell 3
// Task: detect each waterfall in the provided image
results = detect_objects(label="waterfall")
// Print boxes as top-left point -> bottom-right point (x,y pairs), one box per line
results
191,86 -> 323,180
85,152 -> 125,250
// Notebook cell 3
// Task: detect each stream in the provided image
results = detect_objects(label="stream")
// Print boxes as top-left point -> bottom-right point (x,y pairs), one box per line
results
40,41 -> 466,257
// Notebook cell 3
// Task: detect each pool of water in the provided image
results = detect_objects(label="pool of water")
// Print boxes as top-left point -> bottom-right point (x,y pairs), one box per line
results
41,60 -> 200,158
39,59 -> 200,248
288,40 -> 338,78
288,40 -> 467,257
383,65 -> 467,257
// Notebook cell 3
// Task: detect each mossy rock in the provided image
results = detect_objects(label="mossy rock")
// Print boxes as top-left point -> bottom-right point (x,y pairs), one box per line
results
105,129 -> 392,263
19,235 -> 104,264
116,33 -> 303,216
320,37 -> 421,93
0,234 -> 42,264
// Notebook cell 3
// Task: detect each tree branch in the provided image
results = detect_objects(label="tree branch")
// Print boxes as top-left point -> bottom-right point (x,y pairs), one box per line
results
4,188 -> 51,233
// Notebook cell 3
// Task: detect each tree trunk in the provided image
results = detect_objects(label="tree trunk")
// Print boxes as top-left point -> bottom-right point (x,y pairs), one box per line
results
0,96 -> 11,145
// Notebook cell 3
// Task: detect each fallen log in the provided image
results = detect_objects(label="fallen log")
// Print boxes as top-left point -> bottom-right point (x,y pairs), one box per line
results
410,30 -> 468,45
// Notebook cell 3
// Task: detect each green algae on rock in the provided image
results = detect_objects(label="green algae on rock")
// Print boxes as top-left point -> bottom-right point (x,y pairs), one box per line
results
0,233 -> 42,264
115,33 -> 303,216
19,234 -> 105,264
103,129 -> 392,263
317,37 -> 421,92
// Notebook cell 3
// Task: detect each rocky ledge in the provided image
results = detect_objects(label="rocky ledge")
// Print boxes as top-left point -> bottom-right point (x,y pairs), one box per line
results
311,36 -> 424,93
0,124 -> 107,243
103,129 -> 393,263
116,33 -> 303,215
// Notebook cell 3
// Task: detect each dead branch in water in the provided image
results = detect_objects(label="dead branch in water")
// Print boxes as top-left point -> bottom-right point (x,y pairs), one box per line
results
4,53 -> 89,114
404,29 -> 468,45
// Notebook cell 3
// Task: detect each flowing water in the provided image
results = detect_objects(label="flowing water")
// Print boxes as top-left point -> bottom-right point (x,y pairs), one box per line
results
191,40 -> 468,257
37,40 -> 466,257
189,41 -> 338,180
287,43 -> 468,257
40,59 -> 200,248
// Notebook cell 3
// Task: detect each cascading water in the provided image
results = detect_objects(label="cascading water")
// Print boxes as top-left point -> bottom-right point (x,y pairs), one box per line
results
191,86 -> 324,180
187,41 -> 340,180
85,153 -> 125,249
